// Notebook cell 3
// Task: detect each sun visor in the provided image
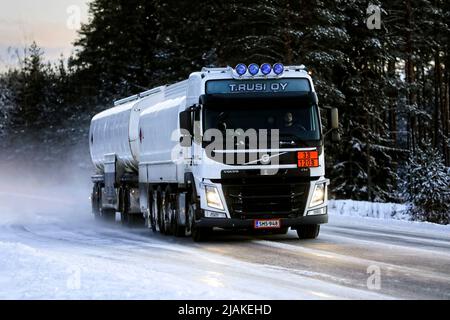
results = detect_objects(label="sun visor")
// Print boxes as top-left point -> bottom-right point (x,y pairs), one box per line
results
201,91 -> 318,107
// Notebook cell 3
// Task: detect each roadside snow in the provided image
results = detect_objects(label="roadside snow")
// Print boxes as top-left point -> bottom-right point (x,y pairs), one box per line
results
329,200 -> 450,243
329,199 -> 410,221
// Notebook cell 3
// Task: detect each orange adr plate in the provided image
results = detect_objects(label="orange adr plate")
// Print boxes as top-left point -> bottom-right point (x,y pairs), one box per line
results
297,150 -> 319,168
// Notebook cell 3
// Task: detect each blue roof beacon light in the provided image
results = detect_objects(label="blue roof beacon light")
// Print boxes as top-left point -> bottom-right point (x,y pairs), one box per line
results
235,63 -> 247,76
248,63 -> 260,76
260,63 -> 272,75
273,63 -> 284,75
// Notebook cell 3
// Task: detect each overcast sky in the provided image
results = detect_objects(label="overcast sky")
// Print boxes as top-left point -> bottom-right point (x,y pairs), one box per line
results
0,0 -> 90,70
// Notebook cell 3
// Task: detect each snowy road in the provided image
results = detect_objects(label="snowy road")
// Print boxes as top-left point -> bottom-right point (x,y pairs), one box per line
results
1,189 -> 450,300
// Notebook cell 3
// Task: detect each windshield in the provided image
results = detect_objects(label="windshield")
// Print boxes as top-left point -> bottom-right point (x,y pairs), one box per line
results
203,101 -> 321,144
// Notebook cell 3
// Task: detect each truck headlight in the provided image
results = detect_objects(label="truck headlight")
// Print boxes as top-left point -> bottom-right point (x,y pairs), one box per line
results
310,183 -> 326,208
205,186 -> 224,211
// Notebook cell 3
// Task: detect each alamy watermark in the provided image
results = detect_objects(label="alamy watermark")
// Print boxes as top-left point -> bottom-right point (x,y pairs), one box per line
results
173,125 -> 283,175
367,265 -> 381,290
366,4 -> 382,30
66,5 -> 82,30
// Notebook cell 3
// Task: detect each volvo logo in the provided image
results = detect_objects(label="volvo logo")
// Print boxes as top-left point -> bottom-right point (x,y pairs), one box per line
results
260,154 -> 271,165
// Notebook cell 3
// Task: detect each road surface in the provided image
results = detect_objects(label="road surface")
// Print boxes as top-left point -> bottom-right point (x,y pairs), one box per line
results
0,190 -> 449,300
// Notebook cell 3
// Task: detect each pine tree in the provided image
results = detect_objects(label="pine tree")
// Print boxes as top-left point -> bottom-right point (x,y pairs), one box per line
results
0,75 -> 14,136
9,42 -> 51,129
71,0 -> 161,98
0,0 -> 448,224
403,145 -> 450,224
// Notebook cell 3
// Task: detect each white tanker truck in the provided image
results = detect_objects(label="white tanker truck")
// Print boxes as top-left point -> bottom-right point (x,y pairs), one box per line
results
89,63 -> 340,241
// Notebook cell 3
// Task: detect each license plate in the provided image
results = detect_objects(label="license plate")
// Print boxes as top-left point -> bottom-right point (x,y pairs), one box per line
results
254,219 -> 281,229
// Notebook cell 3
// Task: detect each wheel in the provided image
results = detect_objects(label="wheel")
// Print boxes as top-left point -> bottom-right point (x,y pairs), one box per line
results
186,202 -> 210,242
146,189 -> 156,232
173,218 -> 186,237
100,208 -> 116,223
192,225 -> 211,242
159,190 -> 172,235
155,188 -> 166,234
120,187 -> 144,227
92,185 -> 102,220
296,225 -> 320,239
121,212 -> 145,227
165,188 -> 177,236
149,191 -> 158,232
172,194 -> 186,237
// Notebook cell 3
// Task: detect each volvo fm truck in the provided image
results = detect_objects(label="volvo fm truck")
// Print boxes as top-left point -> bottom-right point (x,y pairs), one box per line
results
89,63 -> 340,241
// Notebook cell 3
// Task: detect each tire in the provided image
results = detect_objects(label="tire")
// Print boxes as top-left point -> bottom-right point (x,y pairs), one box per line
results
172,194 -> 186,237
121,212 -> 145,227
159,190 -> 172,235
191,225 -> 211,242
156,188 -> 167,234
120,187 -> 144,227
186,202 -> 210,242
94,213 -> 102,221
173,220 -> 186,237
150,190 -> 158,233
101,208 -> 116,223
92,185 -> 102,220
165,188 -> 177,236
296,225 -> 320,239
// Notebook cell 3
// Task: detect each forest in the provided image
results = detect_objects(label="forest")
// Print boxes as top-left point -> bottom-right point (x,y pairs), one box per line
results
0,0 -> 449,223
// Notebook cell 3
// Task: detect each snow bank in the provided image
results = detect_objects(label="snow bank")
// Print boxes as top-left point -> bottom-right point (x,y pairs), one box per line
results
329,200 -> 410,221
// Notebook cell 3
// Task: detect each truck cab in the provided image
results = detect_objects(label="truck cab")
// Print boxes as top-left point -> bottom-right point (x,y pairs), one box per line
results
178,65 -> 338,240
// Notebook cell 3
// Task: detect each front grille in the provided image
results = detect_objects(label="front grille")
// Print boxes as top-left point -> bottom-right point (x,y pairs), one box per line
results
222,182 -> 309,219
209,150 -> 298,166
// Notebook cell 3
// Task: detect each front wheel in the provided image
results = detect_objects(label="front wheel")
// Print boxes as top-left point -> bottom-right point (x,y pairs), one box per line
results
186,202 -> 210,242
296,225 -> 320,239
192,226 -> 211,242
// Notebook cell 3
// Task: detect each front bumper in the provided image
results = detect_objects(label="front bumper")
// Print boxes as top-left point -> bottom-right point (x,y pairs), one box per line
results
196,213 -> 328,229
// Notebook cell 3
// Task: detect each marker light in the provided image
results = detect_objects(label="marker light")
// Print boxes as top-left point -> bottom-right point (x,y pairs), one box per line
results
235,63 -> 247,76
248,63 -> 260,76
273,63 -> 284,75
261,63 -> 272,75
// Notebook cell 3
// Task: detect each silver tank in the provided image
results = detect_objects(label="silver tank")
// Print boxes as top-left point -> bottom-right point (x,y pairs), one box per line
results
89,87 -> 164,173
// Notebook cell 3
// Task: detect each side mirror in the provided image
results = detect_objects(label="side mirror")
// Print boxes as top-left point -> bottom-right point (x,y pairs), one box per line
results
179,110 -> 193,147
331,108 -> 340,142
331,108 -> 339,130
323,107 -> 341,142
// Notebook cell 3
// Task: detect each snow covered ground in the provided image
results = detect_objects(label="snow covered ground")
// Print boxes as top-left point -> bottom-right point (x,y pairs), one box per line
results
0,190 -> 391,300
0,166 -> 449,300
329,200 -> 409,221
